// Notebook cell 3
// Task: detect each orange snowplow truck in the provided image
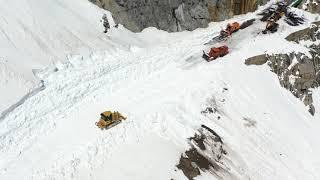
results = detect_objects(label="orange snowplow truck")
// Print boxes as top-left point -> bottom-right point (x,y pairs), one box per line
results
202,46 -> 229,62
220,22 -> 240,37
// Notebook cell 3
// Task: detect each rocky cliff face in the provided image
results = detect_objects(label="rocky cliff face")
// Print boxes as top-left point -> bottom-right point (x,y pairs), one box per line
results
267,53 -> 319,115
301,0 -> 320,14
177,125 -> 229,180
90,0 -> 269,32
246,22 -> 320,115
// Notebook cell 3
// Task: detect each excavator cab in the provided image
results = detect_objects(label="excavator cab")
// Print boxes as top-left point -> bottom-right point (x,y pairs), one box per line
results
100,112 -> 112,121
228,22 -> 240,32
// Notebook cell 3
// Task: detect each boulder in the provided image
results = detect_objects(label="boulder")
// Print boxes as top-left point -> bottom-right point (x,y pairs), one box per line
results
245,54 -> 267,65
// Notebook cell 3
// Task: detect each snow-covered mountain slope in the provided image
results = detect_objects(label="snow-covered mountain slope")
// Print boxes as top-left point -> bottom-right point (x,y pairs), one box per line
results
1,0 -> 320,179
0,0 -> 114,111
0,0 -> 179,113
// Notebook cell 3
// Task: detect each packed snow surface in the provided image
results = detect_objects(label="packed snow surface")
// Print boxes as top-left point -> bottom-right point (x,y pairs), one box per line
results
1,0 -> 320,179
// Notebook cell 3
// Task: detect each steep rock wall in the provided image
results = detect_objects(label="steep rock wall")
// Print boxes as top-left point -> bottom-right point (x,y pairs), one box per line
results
90,0 -> 269,32
301,0 -> 320,14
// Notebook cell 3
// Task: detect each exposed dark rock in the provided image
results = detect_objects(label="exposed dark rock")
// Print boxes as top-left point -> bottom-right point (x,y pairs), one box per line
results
177,149 -> 213,180
309,104 -> 316,115
268,53 -> 320,114
201,107 -> 216,114
177,125 -> 230,180
285,21 -> 320,42
245,54 -> 267,65
264,52 -> 318,115
90,0 -> 269,32
190,133 -> 206,150
301,0 -> 320,14
245,23 -> 320,115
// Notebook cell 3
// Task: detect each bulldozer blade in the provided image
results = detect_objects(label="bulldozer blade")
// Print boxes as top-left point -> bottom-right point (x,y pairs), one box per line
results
202,51 -> 210,61
104,120 -> 122,130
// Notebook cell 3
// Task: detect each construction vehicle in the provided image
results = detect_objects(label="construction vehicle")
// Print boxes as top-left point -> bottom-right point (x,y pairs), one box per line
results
259,1 -> 304,33
259,1 -> 287,22
260,2 -> 286,34
262,19 -> 279,34
202,46 -> 229,62
95,111 -> 127,130
220,22 -> 241,37
204,19 -> 255,45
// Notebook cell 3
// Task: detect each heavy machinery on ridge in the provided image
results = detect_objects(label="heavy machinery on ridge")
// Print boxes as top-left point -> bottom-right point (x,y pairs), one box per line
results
259,1 -> 304,34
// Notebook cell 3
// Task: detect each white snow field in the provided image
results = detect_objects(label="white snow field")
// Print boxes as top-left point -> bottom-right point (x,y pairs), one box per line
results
0,0 -> 114,111
1,0 -> 320,179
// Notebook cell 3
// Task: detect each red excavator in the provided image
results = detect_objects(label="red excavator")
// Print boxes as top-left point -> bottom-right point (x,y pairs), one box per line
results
202,46 -> 229,62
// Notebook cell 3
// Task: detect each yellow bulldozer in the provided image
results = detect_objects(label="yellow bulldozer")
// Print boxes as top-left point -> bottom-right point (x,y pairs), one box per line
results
95,111 -> 127,130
